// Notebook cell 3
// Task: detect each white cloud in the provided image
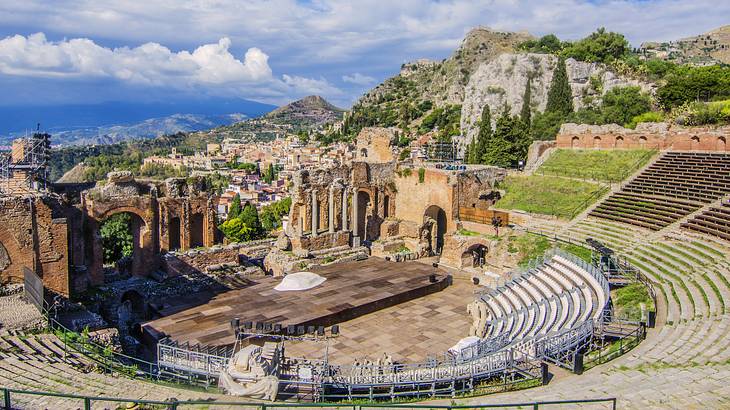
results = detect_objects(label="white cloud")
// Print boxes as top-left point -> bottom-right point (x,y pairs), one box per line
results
0,1 -> 728,106
342,72 -> 375,86
0,32 -> 339,103
0,33 -> 271,84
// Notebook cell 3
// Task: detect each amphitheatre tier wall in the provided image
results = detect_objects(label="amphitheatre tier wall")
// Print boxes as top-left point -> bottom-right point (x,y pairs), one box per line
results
557,123 -> 730,151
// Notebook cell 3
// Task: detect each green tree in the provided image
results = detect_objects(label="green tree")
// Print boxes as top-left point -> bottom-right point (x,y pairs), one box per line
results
218,218 -> 253,243
546,57 -> 574,116
520,77 -> 532,127
562,27 -> 630,63
228,194 -> 242,220
100,213 -> 133,264
239,203 -> 263,237
474,105 -> 493,164
600,86 -> 652,126
481,106 -> 529,168
260,197 -> 292,232
263,163 -> 277,184
530,111 -> 565,141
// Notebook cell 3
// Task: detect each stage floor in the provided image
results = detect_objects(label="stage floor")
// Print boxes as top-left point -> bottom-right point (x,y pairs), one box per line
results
284,275 -> 474,364
142,258 -> 450,347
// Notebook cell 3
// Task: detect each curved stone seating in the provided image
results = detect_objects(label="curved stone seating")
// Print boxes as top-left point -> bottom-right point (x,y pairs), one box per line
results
477,251 -> 610,352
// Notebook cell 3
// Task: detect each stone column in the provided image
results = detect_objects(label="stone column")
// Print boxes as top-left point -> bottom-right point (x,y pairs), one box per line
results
341,188 -> 348,231
328,187 -> 335,233
311,189 -> 318,237
352,188 -> 359,237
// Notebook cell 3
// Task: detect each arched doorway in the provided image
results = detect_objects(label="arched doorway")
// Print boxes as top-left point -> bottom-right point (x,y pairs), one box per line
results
639,136 -> 647,149
615,136 -> 624,149
717,137 -> 727,151
593,136 -> 601,149
356,190 -> 371,241
571,136 -> 580,148
99,211 -> 148,278
461,244 -> 488,268
383,195 -> 390,218
691,136 -> 700,151
424,205 -> 447,255
168,216 -> 181,251
190,213 -> 204,248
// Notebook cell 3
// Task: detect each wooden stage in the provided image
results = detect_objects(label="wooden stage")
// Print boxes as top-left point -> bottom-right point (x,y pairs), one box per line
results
142,258 -> 450,347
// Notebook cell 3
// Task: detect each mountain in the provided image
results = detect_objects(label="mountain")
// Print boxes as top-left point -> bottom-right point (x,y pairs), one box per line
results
40,113 -> 250,146
639,25 -> 730,65
344,27 -> 534,137
0,98 -> 276,146
265,95 -> 345,128
203,95 -> 345,141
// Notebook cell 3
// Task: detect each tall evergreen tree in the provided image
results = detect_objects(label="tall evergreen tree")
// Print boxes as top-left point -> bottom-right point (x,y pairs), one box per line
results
546,57 -> 574,116
228,194 -> 242,221
520,77 -> 532,127
465,139 -> 476,164
481,106 -> 514,168
474,105 -> 492,164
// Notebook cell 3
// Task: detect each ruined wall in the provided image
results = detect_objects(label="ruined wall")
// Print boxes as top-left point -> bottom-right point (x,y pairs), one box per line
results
557,123 -> 730,151
0,195 -> 72,296
393,167 -> 456,231
355,127 -> 397,163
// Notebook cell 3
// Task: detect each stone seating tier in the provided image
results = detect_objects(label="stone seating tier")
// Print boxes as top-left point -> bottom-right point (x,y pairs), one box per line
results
590,152 -> 730,230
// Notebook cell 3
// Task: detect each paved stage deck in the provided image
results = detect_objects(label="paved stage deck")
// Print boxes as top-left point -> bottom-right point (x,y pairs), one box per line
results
284,274 -> 474,364
142,258 -> 450,347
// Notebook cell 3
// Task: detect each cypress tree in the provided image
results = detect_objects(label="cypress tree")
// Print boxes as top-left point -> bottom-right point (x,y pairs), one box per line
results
481,106 -> 514,167
228,194 -> 242,220
546,57 -> 573,116
474,105 -> 492,164
520,77 -> 532,127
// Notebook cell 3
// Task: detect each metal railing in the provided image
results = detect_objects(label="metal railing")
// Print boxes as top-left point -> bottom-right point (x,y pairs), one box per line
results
0,387 -> 617,410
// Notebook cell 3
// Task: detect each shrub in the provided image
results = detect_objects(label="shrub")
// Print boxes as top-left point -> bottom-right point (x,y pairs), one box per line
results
626,111 -> 664,129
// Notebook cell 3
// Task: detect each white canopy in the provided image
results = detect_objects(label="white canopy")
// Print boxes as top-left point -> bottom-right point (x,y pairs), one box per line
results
274,271 -> 326,291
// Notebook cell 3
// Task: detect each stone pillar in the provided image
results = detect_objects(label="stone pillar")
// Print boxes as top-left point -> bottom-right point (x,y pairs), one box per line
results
341,188 -> 348,231
328,187 -> 335,233
311,189 -> 318,237
352,188 -> 358,237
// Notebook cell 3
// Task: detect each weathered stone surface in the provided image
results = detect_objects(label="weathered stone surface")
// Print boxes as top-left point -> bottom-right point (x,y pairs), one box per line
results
557,122 -> 730,151
107,170 -> 134,184
460,53 -> 654,152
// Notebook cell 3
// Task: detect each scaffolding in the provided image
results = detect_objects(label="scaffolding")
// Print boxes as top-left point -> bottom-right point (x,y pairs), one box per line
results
0,131 -> 51,195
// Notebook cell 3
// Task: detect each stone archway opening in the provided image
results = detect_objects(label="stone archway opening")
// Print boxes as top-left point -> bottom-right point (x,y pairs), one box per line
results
615,136 -> 624,149
424,205 -> 447,255
356,190 -> 371,241
190,213 -> 204,248
691,136 -> 700,151
593,136 -> 601,149
717,137 -> 727,151
169,216 -> 181,251
571,136 -> 579,149
461,244 -> 488,268
99,211 -> 147,278
639,136 -> 647,149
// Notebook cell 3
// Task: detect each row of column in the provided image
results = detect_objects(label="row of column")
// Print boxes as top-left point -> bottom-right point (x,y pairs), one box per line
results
310,186 -> 349,237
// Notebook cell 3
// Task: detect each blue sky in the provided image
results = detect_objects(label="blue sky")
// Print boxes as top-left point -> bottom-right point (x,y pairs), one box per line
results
0,0 -> 728,109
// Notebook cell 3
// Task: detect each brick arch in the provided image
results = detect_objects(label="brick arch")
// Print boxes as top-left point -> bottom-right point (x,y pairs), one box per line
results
86,206 -> 157,280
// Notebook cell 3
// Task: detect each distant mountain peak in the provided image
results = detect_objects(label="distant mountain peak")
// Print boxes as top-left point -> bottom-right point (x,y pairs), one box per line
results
267,95 -> 344,118
263,95 -> 345,129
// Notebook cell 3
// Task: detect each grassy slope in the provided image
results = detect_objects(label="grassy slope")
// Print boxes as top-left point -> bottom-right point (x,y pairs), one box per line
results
537,149 -> 653,182
496,175 -> 607,219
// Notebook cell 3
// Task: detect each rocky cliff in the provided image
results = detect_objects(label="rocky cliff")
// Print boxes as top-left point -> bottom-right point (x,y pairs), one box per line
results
459,53 -> 654,148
